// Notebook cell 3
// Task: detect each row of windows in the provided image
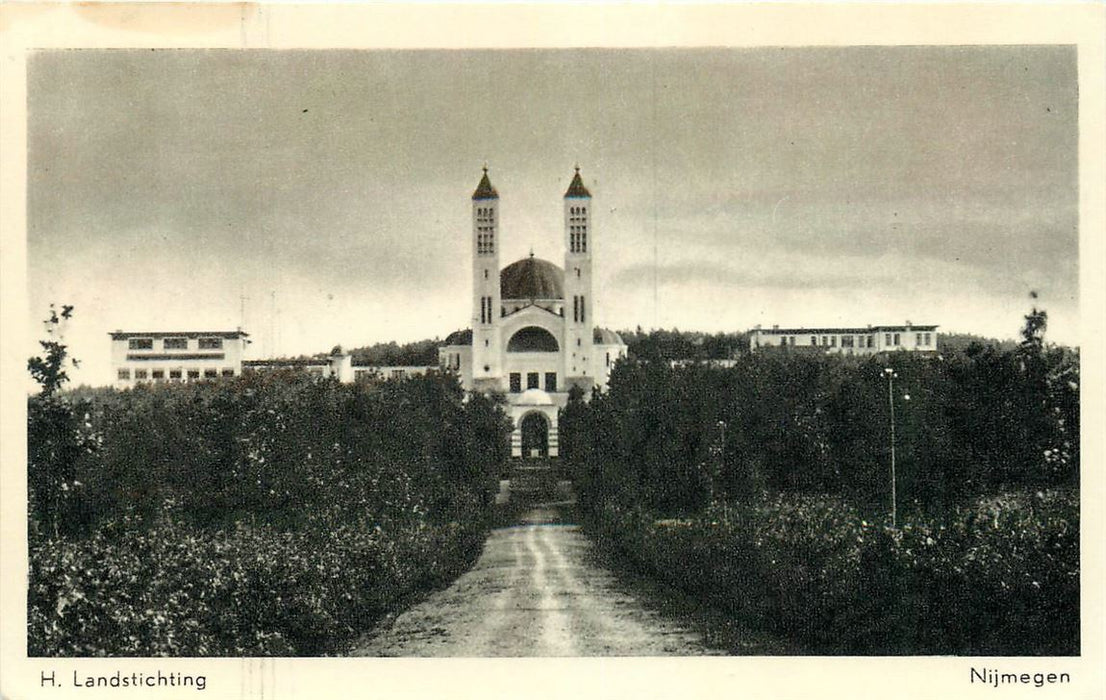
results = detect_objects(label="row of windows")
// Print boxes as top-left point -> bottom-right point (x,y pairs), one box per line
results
475,206 -> 496,219
476,231 -> 495,255
775,332 -> 932,348
568,206 -> 587,216
572,295 -> 587,323
118,367 -> 236,381
479,296 -> 494,324
569,231 -> 588,254
808,335 -> 875,348
127,337 -> 224,350
509,372 -> 557,393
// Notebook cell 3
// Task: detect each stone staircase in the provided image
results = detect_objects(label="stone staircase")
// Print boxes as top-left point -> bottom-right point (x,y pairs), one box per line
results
506,458 -> 570,506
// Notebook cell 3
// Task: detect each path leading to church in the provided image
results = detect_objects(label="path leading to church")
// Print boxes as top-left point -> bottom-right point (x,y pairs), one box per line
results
350,506 -> 723,656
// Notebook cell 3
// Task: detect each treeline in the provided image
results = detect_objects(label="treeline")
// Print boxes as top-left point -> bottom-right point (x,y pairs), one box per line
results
345,338 -> 441,367
616,328 -> 749,361
938,332 -> 1018,354
28,371 -> 512,655
564,343 -> 1078,515
561,316 -> 1079,654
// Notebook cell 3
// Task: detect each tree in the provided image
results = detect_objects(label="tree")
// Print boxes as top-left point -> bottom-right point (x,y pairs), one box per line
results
27,304 -> 96,537
28,303 -> 78,396
1019,291 -> 1048,355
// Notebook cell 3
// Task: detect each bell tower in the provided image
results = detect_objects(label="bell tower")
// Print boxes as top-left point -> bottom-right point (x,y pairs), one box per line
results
472,166 -> 503,390
563,166 -> 594,393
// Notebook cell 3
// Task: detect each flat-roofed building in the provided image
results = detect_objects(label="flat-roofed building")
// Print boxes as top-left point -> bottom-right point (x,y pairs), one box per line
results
749,323 -> 939,355
241,355 -> 435,384
110,330 -> 249,387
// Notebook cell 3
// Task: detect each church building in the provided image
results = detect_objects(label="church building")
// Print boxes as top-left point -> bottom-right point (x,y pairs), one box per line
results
439,167 -> 627,458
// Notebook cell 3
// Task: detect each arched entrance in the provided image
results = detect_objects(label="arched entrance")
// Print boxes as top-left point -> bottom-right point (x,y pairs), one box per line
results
520,412 -> 549,458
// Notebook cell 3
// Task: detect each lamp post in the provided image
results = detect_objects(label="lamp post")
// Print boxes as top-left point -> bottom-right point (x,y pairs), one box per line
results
883,368 -> 911,528
706,420 -> 726,505
883,368 -> 899,528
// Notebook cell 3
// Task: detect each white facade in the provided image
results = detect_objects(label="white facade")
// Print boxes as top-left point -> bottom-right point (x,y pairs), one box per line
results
352,365 -> 434,382
749,324 -> 939,355
243,352 -> 354,382
110,330 -> 249,388
243,355 -> 435,384
438,168 -> 628,458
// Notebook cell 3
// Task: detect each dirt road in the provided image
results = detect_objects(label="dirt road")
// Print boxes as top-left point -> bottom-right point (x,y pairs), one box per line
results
351,506 -> 722,656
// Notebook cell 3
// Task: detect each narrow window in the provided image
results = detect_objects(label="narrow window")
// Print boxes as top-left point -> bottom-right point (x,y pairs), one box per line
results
811,336 -> 817,345
925,332 -> 932,346
580,296 -> 586,323
527,372 -> 539,390
894,333 -> 901,345
884,333 -> 892,345
544,372 -> 557,392
510,373 -> 521,393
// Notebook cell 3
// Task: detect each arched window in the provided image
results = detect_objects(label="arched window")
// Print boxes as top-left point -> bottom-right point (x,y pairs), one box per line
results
507,326 -> 560,352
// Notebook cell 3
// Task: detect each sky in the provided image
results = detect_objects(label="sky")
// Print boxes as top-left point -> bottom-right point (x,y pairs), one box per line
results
27,47 -> 1079,386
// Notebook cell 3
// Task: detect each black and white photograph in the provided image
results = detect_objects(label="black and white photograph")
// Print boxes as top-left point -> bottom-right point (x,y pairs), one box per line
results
2,4 -> 1103,699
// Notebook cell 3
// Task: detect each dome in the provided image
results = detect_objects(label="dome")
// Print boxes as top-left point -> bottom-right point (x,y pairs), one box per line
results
517,388 -> 555,406
500,256 -> 564,300
593,328 -> 624,345
443,328 -> 472,345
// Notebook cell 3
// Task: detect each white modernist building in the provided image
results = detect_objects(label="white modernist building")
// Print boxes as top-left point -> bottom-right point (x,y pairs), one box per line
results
439,167 -> 628,458
749,323 -> 939,355
109,330 -> 250,387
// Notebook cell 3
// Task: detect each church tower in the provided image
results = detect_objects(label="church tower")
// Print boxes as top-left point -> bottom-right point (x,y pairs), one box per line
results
563,167 -> 594,392
471,167 -> 503,391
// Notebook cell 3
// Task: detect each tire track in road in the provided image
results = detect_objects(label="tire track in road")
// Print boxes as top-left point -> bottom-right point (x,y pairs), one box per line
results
351,509 -> 718,657
464,529 -> 528,656
528,524 -> 577,656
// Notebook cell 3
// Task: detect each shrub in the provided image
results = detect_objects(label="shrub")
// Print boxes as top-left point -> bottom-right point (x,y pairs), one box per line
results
27,371 -> 511,656
585,489 -> 1078,655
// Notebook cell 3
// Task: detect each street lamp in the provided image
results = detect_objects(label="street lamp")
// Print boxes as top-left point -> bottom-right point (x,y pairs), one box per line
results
883,368 -> 910,528
707,420 -> 726,504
